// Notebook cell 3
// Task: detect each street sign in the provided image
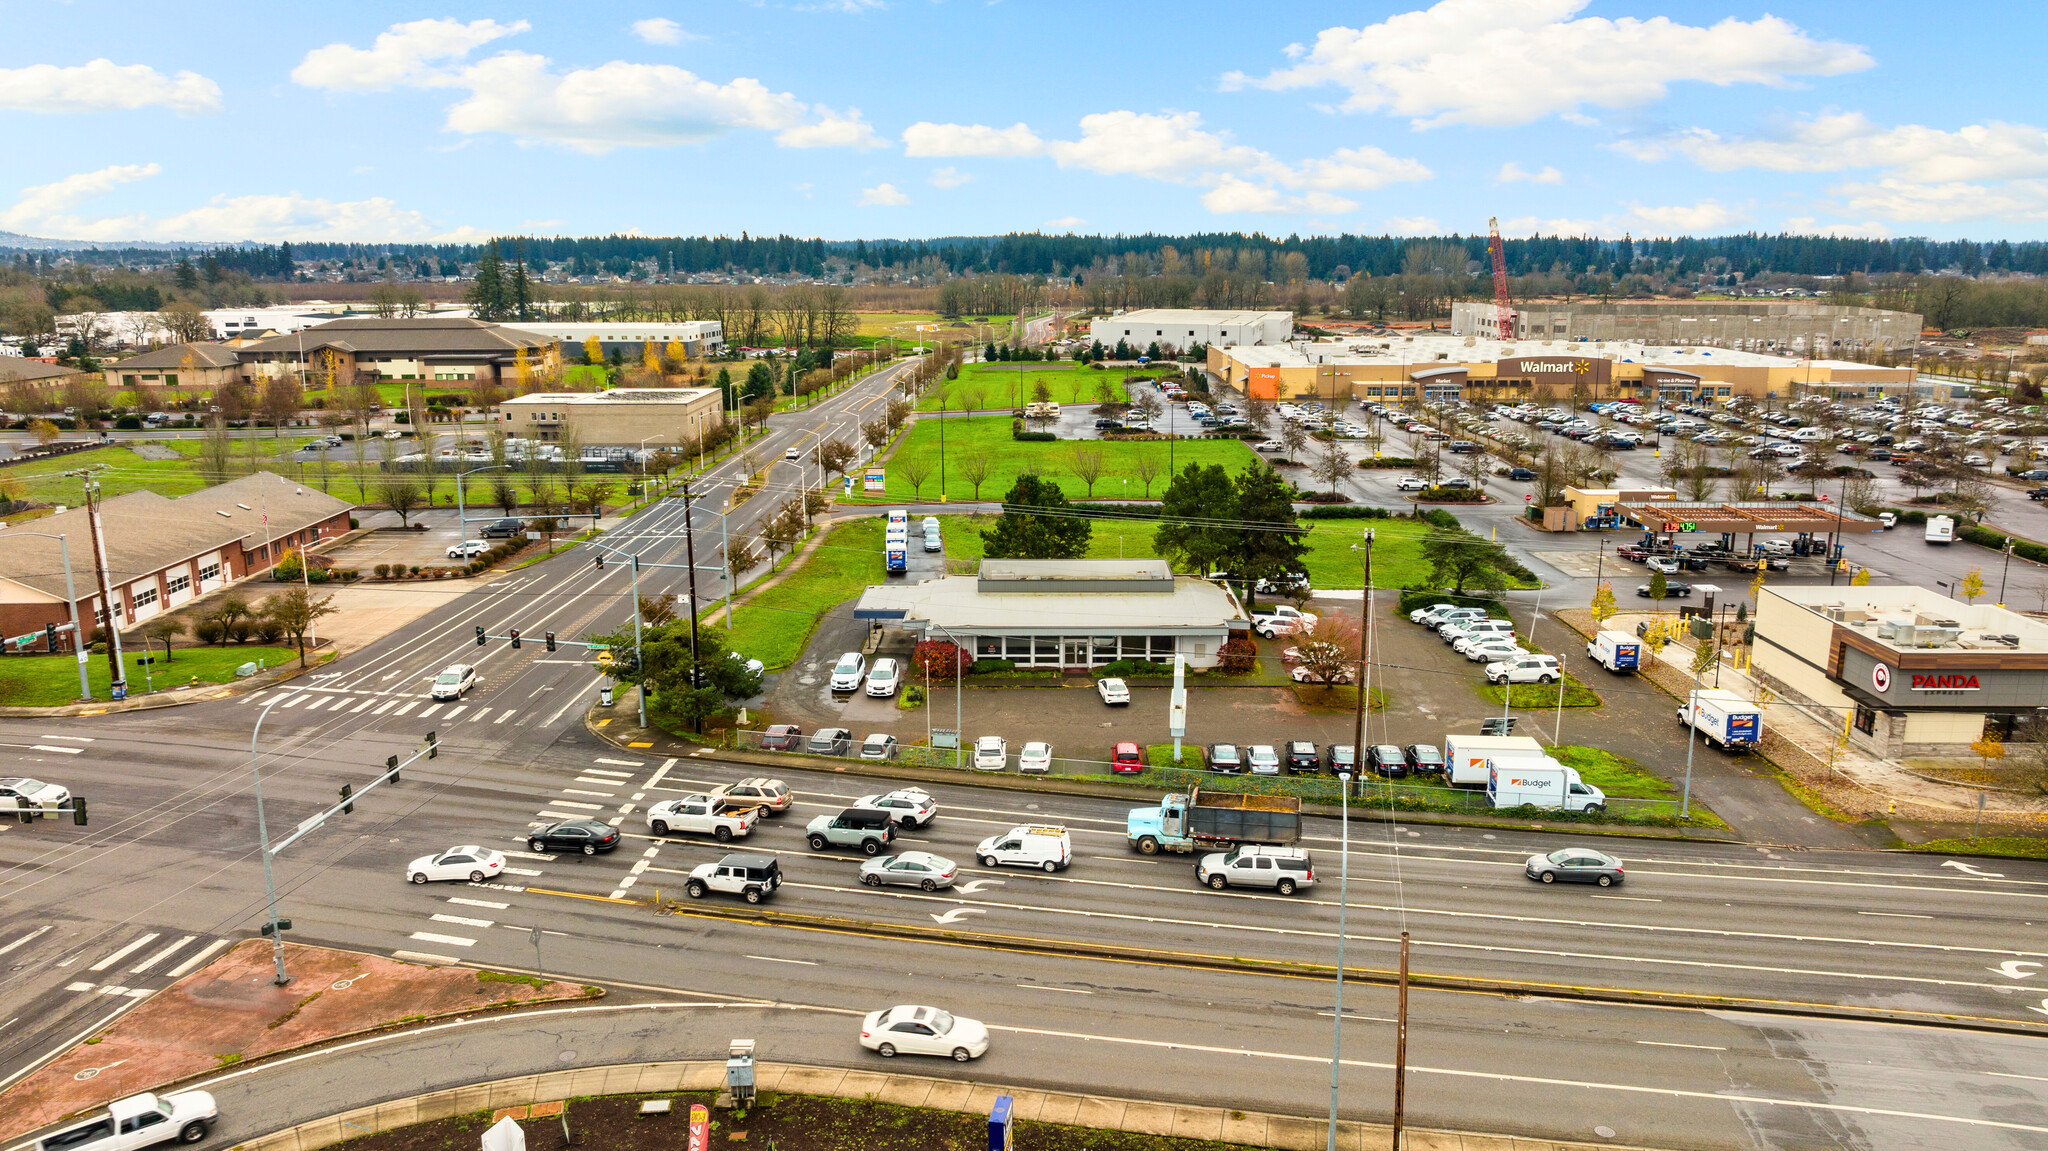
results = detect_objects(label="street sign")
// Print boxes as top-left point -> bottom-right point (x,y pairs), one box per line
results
932,729 -> 959,750
9,633 -> 37,648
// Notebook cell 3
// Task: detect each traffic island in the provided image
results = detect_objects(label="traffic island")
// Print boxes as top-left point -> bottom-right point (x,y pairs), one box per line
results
0,941 -> 598,1141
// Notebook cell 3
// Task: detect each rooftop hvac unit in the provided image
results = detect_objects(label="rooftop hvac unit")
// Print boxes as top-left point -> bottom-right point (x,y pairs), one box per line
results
1876,618 -> 1914,641
1913,626 -> 1962,648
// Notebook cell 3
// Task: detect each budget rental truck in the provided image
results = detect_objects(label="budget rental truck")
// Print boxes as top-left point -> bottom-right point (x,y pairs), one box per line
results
1441,733 -> 1546,787
1585,630 -> 1643,674
1486,760 -> 1606,812
1128,787 -> 1301,855
1677,688 -> 1763,751
885,540 -> 907,575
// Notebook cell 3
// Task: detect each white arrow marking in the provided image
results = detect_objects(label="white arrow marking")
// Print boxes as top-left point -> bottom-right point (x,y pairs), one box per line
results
382,670 -> 402,681
928,908 -> 986,926
956,879 -> 1006,895
1992,961 -> 2042,980
2031,999 -> 2048,1018
1942,860 -> 2006,878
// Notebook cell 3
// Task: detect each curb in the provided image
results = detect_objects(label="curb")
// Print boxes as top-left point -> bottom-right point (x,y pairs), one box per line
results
217,1059 -> 1666,1151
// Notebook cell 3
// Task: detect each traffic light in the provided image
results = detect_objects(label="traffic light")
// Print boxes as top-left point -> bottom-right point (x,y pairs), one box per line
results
475,626 -> 486,647
259,919 -> 293,936
594,553 -> 604,570
339,783 -> 354,814
545,631 -> 556,652
386,753 -> 400,783
44,623 -> 56,651
426,731 -> 438,760
510,628 -> 521,649
71,796 -> 86,826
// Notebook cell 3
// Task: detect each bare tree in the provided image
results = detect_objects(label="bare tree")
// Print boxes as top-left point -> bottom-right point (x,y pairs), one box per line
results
1129,448 -> 1164,497
1292,611 -> 1362,686
896,454 -> 935,500
379,475 -> 425,526
1280,419 -> 1310,460
862,417 -> 892,451
199,412 -> 235,481
1311,439 -> 1351,496
260,374 -> 302,438
1069,445 -> 1107,497
958,452 -> 996,500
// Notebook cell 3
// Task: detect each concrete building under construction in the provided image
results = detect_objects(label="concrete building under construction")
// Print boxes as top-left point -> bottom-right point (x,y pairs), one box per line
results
1448,301 -> 1923,354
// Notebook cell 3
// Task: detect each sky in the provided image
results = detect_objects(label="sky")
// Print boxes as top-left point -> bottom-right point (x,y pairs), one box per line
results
2,0 -> 2046,246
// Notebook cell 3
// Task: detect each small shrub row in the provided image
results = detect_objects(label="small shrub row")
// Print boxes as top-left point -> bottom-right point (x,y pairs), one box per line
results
1300,505 -> 1396,520
1294,491 -> 1351,503
1351,457 -> 1418,469
1094,658 -> 1175,677
1962,524 -> 2048,564
1417,487 -> 1487,502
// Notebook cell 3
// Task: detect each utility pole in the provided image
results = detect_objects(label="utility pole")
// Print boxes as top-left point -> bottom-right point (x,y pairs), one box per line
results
681,480 -> 702,688
80,476 -> 127,696
1392,931 -> 1411,1150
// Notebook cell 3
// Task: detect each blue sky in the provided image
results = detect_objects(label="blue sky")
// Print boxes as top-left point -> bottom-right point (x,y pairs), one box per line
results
3,0 -> 2045,245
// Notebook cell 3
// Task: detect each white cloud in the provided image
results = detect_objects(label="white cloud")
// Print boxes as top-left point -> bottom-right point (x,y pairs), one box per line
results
1492,200 -> 1750,238
293,18 -> 528,91
1781,217 -> 1893,239
1619,113 -> 2048,184
296,20 -> 866,153
1040,216 -> 1086,231
929,166 -> 972,188
1200,175 -> 1357,215
0,164 -> 161,231
1495,162 -> 1564,185
0,60 -> 221,115
1828,179 -> 2048,225
1047,111 -> 1279,182
858,183 -> 910,206
902,121 -> 1044,157
1293,146 -> 1433,191
630,18 -> 698,45
1383,216 -> 1441,235
1224,0 -> 1872,129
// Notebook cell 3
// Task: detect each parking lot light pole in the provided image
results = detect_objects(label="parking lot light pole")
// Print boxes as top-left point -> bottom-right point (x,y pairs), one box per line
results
1327,763 -> 1352,1151
13,532 -> 90,701
453,463 -> 508,539
251,673 -> 338,986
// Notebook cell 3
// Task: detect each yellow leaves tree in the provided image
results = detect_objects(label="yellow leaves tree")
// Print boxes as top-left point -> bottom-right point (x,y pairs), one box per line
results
1690,635 -> 1719,678
1960,567 -> 1984,604
512,347 -> 532,395
1850,566 -> 1872,586
27,417 -> 60,446
1639,619 -> 1670,664
581,335 -> 603,370
1971,733 -> 2005,772
1589,581 -> 1617,627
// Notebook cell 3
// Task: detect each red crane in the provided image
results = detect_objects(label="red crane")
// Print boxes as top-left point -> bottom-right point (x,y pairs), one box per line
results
1488,216 -> 1513,341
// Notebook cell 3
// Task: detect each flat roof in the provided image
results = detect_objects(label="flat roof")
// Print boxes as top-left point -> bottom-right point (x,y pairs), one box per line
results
1608,499 -> 1884,534
854,572 -> 1242,632
1225,336 -> 1889,372
503,388 -> 718,405
1099,309 -> 1290,326
1767,584 -> 2048,656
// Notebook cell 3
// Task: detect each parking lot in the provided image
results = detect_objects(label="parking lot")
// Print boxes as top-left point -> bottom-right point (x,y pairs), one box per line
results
320,509 -> 520,570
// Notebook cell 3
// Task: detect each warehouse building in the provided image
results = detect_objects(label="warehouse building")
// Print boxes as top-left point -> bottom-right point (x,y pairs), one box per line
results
1090,309 -> 1292,353
508,321 -> 724,361
853,559 -> 1246,670
498,387 -> 724,448
1209,335 -> 1920,406
1449,301 -> 1923,353
237,317 -> 558,384
1751,584 -> 2048,759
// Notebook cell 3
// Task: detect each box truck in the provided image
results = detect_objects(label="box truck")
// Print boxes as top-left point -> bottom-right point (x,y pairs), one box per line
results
884,542 -> 907,575
1925,514 -> 1955,545
1585,630 -> 1643,673
1441,733 -> 1546,787
1677,688 -> 1763,751
1486,759 -> 1606,813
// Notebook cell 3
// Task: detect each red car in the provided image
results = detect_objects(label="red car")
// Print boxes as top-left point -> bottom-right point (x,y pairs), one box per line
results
760,724 -> 803,751
1111,742 -> 1144,774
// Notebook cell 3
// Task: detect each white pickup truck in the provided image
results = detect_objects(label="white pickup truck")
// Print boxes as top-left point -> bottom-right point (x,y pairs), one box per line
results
1251,605 -> 1318,639
34,1091 -> 217,1151
644,794 -> 760,841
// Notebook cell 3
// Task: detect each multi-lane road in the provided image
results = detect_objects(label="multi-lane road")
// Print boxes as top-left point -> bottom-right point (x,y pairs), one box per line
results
5,370 -> 2048,1149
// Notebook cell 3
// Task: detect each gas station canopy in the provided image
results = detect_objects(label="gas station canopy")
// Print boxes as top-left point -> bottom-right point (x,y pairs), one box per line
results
1607,500 -> 1886,535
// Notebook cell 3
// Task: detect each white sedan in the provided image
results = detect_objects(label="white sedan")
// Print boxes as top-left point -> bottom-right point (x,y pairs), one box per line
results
1096,678 -> 1131,706
860,1004 -> 990,1062
0,777 -> 69,812
1017,741 -> 1053,774
407,845 -> 506,884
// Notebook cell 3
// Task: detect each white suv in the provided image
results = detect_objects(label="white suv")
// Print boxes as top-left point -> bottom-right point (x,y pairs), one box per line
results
972,736 -> 1008,771
1485,654 -> 1561,685
830,651 -> 867,692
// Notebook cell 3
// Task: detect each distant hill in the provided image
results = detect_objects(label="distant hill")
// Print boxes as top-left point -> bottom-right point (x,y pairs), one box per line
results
0,230 -> 238,251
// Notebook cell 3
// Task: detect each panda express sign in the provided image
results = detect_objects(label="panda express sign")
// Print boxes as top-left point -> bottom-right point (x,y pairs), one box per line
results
1909,672 -> 1979,691
1496,356 -> 1612,391
1837,646 -> 2048,710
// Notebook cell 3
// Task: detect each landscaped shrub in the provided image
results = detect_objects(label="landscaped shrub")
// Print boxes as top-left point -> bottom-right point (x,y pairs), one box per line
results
375,564 -> 391,578
967,658 -> 1016,674
1095,658 -> 1174,677
408,565 -> 422,575
1419,508 -> 1462,529
1215,635 -> 1257,674
348,517 -> 360,529
1353,457 -> 1418,469
193,619 -> 224,644
1301,505 -> 1395,520
114,414 -> 142,430
1295,491 -> 1350,503
912,640 -> 966,681
255,619 -> 285,644
1419,487 -> 1486,502
1012,430 -> 1057,442
228,619 -> 254,643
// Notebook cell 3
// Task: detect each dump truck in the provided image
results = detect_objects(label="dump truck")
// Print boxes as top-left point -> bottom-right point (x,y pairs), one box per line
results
1127,786 -> 1301,855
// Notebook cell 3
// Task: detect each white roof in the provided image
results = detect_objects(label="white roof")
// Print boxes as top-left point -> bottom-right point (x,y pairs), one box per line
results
1226,336 -> 1891,372
1101,309 -> 1289,327
856,573 -> 1242,632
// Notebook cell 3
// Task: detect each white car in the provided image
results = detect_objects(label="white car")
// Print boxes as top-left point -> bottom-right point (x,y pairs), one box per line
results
858,851 -> 957,891
829,651 -> 867,692
1244,744 -> 1282,775
1290,663 -> 1356,684
0,776 -> 69,812
860,1004 -> 989,1061
865,657 -> 901,697
857,787 -> 937,827
1486,654 -> 1562,685
1017,741 -> 1053,774
446,539 -> 487,559
972,735 -> 1008,771
1096,677 -> 1131,706
1463,639 -> 1521,663
1394,477 -> 1430,491
429,663 -> 477,700
728,651 -> 765,678
407,845 -> 506,884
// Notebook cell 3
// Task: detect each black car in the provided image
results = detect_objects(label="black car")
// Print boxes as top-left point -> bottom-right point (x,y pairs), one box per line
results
529,818 -> 620,855
479,517 -> 526,539
2030,487 -> 2048,501
1403,744 -> 1445,775
1094,418 -> 1122,430
1321,744 -> 1357,775
1205,743 -> 1245,774
1367,744 -> 1407,778
1635,582 -> 1694,598
1283,741 -> 1321,774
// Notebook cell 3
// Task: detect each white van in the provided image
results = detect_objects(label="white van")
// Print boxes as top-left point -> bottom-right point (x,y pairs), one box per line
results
974,825 -> 1072,872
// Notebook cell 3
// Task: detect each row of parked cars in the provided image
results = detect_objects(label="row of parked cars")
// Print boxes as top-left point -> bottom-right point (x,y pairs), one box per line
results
1408,602 -> 1563,684
1190,740 -> 1445,778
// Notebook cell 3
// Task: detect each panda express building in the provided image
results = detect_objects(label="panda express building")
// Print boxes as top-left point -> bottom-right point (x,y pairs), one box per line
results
1751,584 -> 2048,758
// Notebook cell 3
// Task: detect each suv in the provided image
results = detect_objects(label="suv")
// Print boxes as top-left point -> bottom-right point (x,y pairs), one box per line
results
1486,654 -> 1562,684
429,663 -> 476,700
709,777 -> 792,817
1283,741 -> 1320,774
479,517 -> 526,538
684,853 -> 781,903
1367,745 -> 1407,777
806,727 -> 853,756
806,808 -> 895,855
972,735 -> 1008,771
1204,743 -> 1245,774
1197,845 -> 1315,895
759,724 -> 803,751
829,652 -> 866,692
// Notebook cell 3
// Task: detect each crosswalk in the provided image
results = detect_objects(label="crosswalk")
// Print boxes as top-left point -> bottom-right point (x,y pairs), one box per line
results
30,929 -> 235,999
246,690 -> 521,726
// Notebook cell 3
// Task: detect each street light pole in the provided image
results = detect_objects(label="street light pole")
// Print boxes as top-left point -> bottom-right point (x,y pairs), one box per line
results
250,677 -> 331,986
14,532 -> 92,701
1331,531 -> 1371,1151
454,463 -> 508,539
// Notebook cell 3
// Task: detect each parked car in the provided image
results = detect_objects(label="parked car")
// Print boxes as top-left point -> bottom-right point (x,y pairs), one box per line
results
972,735 -> 1008,771
1097,678 -> 1131,706
1196,845 -> 1316,895
1635,582 -> 1695,598
759,724 -> 803,751
1205,743 -> 1245,774
806,727 -> 853,755
445,539 -> 487,559
1394,477 -> 1430,491
1507,467 -> 1536,480
1244,744 -> 1282,776
1646,557 -> 1682,575
1485,654 -> 1562,684
860,1004 -> 989,1062
1283,741 -> 1320,774
1321,744 -> 1357,775
1017,741 -> 1054,774
859,733 -> 899,760
865,658 -> 902,697
684,853 -> 782,903
829,652 -> 867,692
527,818 -> 620,855
1111,742 -> 1144,773
479,517 -> 526,538
860,851 -> 958,891
1463,638 -> 1521,663
407,845 -> 506,884
1404,744 -> 1445,775
1525,847 -> 1625,886
857,787 -> 938,828
806,807 -> 895,854
1367,745 -> 1408,777
429,663 -> 477,701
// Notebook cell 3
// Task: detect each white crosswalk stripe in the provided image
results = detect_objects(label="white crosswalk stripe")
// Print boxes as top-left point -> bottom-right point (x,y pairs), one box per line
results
409,931 -> 475,947
165,939 -> 232,978
89,934 -> 159,972
419,703 -> 443,718
129,935 -> 197,975
442,705 -> 466,720
394,701 -> 418,716
281,696 -> 305,708
302,697 -> 329,711
375,700 -> 399,715
431,913 -> 494,928
469,708 -> 492,722
496,710 -> 516,723
351,698 -> 374,713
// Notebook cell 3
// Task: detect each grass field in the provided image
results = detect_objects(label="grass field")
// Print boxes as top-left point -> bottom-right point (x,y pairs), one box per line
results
723,518 -> 884,670
1479,672 -> 1603,708
0,647 -> 299,706
855,312 -> 1015,340
912,363 -> 1189,413
852,415 -> 1258,504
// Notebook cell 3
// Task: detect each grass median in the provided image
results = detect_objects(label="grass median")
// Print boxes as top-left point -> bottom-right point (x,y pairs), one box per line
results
1478,672 -> 1603,708
851,414 -> 1259,505
723,518 -> 884,669
0,647 -> 299,706
913,362 -> 1181,412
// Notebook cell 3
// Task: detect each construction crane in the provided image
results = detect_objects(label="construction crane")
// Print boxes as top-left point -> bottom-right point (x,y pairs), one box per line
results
1487,217 -> 1513,341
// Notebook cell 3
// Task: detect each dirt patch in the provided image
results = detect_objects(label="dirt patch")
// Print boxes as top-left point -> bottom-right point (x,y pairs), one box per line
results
324,1092 -> 1256,1151
0,941 -> 595,1140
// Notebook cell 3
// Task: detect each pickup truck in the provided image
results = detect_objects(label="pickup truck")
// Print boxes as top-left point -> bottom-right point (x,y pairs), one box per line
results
33,1091 -> 217,1151
644,793 -> 760,840
1251,605 -> 1318,639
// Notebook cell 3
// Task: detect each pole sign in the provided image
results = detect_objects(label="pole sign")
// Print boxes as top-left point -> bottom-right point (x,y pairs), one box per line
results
863,467 -> 887,492
687,1104 -> 709,1151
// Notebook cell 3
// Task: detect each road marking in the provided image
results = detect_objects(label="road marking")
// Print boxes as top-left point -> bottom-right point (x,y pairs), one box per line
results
574,776 -> 618,785
548,800 -> 604,811
1989,1072 -> 2048,1084
1993,961 -> 2041,979
630,860 -> 651,874
392,950 -> 459,965
431,914 -> 495,928
594,758 -> 644,768
1637,1041 -> 1727,1051
443,706 -> 467,720
128,935 -> 197,975
302,698 -> 329,711
1859,912 -> 1933,919
164,939 -> 231,978
745,955 -> 817,966
374,700 -> 398,715
419,703 -> 443,718
97,986 -> 130,996
497,710 -> 516,723
469,708 -> 491,722
123,989 -> 149,998
535,810 -> 586,820
1590,895 -> 1661,902
930,908 -> 985,925
38,735 -> 92,742
582,768 -> 633,778
88,934 -> 159,972
30,744 -> 85,754
0,926 -> 51,957
448,897 -> 509,910
1016,984 -> 1092,994
281,696 -> 305,708
393,702 -> 418,716
64,982 -> 95,992
503,867 -> 544,877
1941,860 -> 2005,878
502,850 -> 555,861
351,698 -> 374,713
646,759 -> 675,788
561,789 -> 614,798
407,932 -> 475,948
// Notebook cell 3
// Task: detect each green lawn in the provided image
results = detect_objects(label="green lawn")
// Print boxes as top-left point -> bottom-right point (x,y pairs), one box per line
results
913,363 -> 1186,412
1551,745 -> 1675,798
722,518 -> 885,669
0,646 -> 300,706
1479,673 -> 1604,708
854,415 -> 1257,504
